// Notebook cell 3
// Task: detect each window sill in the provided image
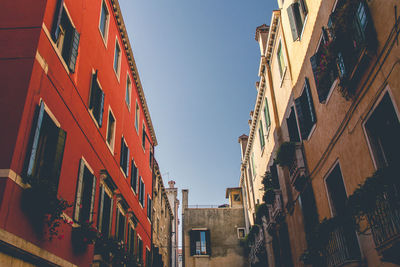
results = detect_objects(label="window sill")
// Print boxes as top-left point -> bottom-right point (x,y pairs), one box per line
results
192,255 -> 210,258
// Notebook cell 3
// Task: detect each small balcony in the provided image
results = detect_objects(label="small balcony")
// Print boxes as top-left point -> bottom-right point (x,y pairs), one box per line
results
325,223 -> 361,267
329,0 -> 377,96
266,190 -> 283,230
367,188 -> 400,263
288,143 -> 308,191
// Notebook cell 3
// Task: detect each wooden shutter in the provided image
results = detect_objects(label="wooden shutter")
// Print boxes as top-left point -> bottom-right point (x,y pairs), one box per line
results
310,53 -> 327,103
287,3 -> 300,41
264,98 -> 271,128
98,90 -> 104,127
89,174 -> 96,222
295,96 -> 307,140
126,147 -> 130,176
89,72 -> 98,110
51,127 -> 67,189
299,0 -> 308,17
51,0 -> 64,41
74,159 -> 85,222
304,78 -> 316,125
142,182 -> 145,207
97,186 -> 105,231
120,137 -> 125,169
68,28 -> 80,73
190,230 -> 196,256
108,197 -> 113,236
206,230 -> 211,256
26,102 -> 45,177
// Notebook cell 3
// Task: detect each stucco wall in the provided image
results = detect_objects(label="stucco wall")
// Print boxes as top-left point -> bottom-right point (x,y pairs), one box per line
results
183,207 -> 247,267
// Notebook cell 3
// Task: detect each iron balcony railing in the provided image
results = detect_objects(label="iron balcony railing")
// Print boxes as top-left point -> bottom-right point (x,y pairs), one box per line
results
325,223 -> 361,267
288,143 -> 307,189
266,190 -> 283,229
367,188 -> 400,251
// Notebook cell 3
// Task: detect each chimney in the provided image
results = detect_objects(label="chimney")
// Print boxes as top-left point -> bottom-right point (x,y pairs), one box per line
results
168,180 -> 176,189
255,24 -> 269,56
182,189 -> 188,211
238,134 -> 249,161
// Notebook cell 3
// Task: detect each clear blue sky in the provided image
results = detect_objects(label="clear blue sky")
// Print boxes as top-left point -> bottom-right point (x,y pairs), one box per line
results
119,1 -> 278,207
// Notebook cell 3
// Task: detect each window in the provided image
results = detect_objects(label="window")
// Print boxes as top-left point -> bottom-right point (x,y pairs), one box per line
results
258,121 -> 265,149
135,102 -> 140,132
128,225 -> 136,257
295,78 -> 316,140
237,228 -> 245,239
51,0 -> 80,72
114,41 -> 121,76
120,137 -> 129,176
139,177 -> 145,207
137,236 -> 143,264
264,97 -> 271,131
287,0 -> 308,41
149,148 -> 153,169
131,160 -> 138,193
251,152 -> 256,179
364,92 -> 400,169
74,159 -> 96,223
190,230 -> 211,256
99,1 -> 109,42
126,75 -> 131,108
277,42 -> 286,78
106,110 -> 116,151
310,29 -> 338,103
115,207 -> 126,242
233,193 -> 241,202
97,185 -> 113,238
325,164 -> 347,216
89,71 -> 105,127
142,123 -> 146,150
146,248 -> 151,267
24,101 -> 66,191
287,106 -> 300,142
147,195 -> 152,220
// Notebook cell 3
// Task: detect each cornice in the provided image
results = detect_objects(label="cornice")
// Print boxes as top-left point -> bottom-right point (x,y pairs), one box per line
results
110,0 -> 158,146
265,10 -> 281,63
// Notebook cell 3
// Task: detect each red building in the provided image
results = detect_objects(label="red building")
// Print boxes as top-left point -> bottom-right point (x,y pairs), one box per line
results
0,0 -> 156,266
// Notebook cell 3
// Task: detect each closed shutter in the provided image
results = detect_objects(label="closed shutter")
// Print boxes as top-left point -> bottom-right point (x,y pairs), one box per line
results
131,160 -> 137,192
51,0 -> 64,41
74,159 -> 85,222
287,3 -> 301,41
126,147 -> 130,176
26,102 -> 45,177
51,127 -> 67,189
89,72 -> 98,110
190,230 -> 196,256
120,137 -> 125,169
89,175 -> 96,222
264,98 -> 271,129
206,230 -> 211,256
68,28 -> 80,73
108,197 -> 113,236
142,182 -> 145,207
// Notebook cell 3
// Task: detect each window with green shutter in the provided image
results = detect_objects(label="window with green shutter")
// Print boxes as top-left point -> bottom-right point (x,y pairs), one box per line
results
287,0 -> 308,41
277,43 -> 286,78
264,97 -> 271,130
295,78 -> 316,140
131,160 -> 138,193
258,122 -> 265,149
190,229 -> 211,256
24,101 -> 66,191
73,159 -> 96,223
120,137 -> 130,176
51,0 -> 80,72
89,71 -> 105,127
97,186 -> 113,238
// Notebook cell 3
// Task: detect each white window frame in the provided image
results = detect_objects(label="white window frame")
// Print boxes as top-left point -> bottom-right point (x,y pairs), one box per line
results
134,101 -> 140,134
113,38 -> 121,81
237,227 -> 246,239
106,107 -> 116,153
88,69 -> 104,128
125,72 -> 132,110
98,0 -> 110,47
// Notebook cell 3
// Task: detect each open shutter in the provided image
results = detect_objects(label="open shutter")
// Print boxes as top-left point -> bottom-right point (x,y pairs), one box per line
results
74,159 -> 85,222
68,28 -> 80,73
51,0 -> 64,41
310,53 -> 327,103
287,3 -> 300,41
97,186 -> 104,231
26,102 -> 45,177
98,90 -> 104,127
305,78 -> 316,125
190,230 -> 196,256
295,96 -> 307,140
299,0 -> 308,17
120,137 -> 125,169
51,127 -> 67,189
89,174 -> 96,222
206,230 -> 211,256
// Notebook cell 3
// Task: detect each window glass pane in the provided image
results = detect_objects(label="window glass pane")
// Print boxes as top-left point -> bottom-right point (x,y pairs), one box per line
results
100,3 -> 108,37
114,44 -> 120,73
107,112 -> 115,146
126,77 -> 131,107
200,231 -> 206,254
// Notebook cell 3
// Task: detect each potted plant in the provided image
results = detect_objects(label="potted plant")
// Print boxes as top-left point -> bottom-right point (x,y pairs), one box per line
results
72,221 -> 98,253
275,142 -> 296,167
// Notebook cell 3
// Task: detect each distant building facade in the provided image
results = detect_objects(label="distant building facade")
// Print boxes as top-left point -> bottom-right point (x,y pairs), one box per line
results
152,161 -> 173,267
166,180 -> 180,267
181,188 -> 247,267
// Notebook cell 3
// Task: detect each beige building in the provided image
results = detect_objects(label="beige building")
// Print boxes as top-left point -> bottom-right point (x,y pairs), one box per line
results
166,180 -> 180,267
240,0 -> 400,266
152,161 -> 173,267
181,188 -> 247,267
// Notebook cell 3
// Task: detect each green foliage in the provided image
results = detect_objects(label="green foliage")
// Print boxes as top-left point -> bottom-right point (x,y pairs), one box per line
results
242,225 -> 260,255
21,178 -> 72,240
275,142 -> 296,167
261,171 -> 279,204
95,235 -> 137,267
71,221 -> 99,253
255,204 -> 269,225
347,166 -> 399,233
